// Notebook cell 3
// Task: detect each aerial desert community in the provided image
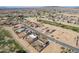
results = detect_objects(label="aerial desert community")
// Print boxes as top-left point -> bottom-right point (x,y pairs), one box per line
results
1,6 -> 79,53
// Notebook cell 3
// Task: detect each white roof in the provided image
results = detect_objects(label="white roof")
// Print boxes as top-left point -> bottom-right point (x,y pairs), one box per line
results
29,34 -> 37,39
16,28 -> 25,32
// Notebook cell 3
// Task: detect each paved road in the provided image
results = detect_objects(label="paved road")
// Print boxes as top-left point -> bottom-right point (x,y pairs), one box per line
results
24,24 -> 79,53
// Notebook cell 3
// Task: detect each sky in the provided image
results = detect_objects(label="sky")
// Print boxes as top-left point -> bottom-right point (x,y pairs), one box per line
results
0,0 -> 79,6
0,6 -> 79,8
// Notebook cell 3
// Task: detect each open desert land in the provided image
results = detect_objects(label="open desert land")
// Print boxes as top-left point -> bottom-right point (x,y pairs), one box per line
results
41,43 -> 62,53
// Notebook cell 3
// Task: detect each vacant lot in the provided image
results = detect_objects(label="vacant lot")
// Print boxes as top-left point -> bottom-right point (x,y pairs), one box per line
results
37,19 -> 79,32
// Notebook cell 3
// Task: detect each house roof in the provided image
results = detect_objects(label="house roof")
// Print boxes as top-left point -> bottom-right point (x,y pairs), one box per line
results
16,28 -> 25,32
28,34 -> 37,39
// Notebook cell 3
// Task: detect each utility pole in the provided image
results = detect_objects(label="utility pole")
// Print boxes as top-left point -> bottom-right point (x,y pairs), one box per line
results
76,36 -> 79,47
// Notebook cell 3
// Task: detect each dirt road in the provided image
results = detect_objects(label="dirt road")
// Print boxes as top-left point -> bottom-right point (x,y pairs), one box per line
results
3,26 -> 38,53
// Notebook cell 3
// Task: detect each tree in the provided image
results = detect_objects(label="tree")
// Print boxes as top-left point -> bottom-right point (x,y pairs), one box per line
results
0,28 -> 12,40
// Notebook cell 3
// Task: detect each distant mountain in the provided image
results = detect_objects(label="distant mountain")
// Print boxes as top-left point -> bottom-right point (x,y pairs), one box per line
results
0,6 -> 43,10
0,6 -> 79,10
0,6 -> 79,14
63,6 -> 79,8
